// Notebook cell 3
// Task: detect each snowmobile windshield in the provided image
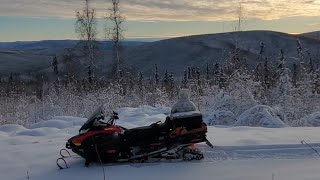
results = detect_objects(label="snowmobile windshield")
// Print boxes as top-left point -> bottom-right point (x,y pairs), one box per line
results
79,106 -> 105,132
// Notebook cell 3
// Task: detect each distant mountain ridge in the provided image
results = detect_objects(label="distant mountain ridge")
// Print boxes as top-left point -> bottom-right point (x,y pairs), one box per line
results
1,31 -> 320,78
123,30 -> 320,75
0,40 -> 145,56
300,31 -> 320,40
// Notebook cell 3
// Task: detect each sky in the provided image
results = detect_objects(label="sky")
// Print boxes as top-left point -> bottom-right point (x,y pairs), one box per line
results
1,0 -> 320,41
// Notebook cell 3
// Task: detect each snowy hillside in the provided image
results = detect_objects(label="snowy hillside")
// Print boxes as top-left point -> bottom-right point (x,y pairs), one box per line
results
1,31 -> 320,77
124,31 -> 320,75
1,106 -> 320,180
0,40 -> 145,76
301,31 -> 320,40
0,49 -> 52,75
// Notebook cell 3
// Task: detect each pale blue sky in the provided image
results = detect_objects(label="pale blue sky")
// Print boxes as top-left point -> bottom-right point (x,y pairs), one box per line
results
0,0 -> 320,41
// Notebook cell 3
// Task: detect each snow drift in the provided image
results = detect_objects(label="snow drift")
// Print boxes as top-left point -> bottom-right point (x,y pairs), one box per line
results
235,105 -> 286,128
295,112 -> 320,127
204,110 -> 236,126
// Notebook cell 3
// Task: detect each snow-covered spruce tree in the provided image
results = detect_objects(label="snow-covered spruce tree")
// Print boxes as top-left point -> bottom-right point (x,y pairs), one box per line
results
292,40 -> 315,117
182,70 -> 188,88
206,62 -> 210,80
263,58 -> 274,89
226,66 -> 259,116
295,38 -> 311,88
272,49 -> 295,124
313,68 -> 320,94
154,64 -> 159,86
306,51 -> 314,73
292,63 -> 298,88
135,71 -> 145,105
253,62 -> 264,82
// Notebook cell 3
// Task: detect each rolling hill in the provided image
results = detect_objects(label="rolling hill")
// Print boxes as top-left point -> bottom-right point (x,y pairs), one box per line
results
1,31 -> 320,78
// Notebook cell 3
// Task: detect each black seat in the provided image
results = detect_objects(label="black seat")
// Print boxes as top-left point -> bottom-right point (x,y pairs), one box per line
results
124,121 -> 169,146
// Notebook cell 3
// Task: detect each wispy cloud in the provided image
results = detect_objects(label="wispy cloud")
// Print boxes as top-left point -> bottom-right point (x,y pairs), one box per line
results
0,0 -> 320,21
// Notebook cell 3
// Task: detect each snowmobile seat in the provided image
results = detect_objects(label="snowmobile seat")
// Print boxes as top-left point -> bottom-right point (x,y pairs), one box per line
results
124,121 -> 170,145
170,111 -> 203,131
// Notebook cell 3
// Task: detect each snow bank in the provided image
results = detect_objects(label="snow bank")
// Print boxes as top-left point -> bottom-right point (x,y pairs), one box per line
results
235,105 -> 286,128
212,91 -> 257,116
29,117 -> 86,129
0,117 -> 85,137
15,127 -> 62,137
0,124 -> 26,133
204,110 -> 236,126
297,112 -> 320,127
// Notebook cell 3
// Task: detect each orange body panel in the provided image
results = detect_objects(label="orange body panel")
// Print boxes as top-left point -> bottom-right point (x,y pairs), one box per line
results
72,127 -> 123,145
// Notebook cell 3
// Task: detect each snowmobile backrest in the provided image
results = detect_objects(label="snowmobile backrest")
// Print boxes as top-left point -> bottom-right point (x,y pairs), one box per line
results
170,111 -> 202,119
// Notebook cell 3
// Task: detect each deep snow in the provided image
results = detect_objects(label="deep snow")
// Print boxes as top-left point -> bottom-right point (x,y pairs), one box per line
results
1,106 -> 320,180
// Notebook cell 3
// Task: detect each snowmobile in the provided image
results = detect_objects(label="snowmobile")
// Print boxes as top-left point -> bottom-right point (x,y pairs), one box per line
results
59,107 -> 213,168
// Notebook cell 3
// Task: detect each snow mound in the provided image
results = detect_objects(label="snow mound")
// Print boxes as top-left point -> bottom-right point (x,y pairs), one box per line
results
29,117 -> 86,129
15,127 -> 61,137
204,110 -> 236,126
298,112 -> 320,127
212,91 -> 257,116
0,124 -> 26,133
235,105 -> 285,128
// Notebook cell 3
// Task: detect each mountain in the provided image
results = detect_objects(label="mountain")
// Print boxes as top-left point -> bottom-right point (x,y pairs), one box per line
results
0,40 -> 145,56
0,40 -> 145,76
300,31 -> 320,40
1,31 -> 320,78
0,49 -> 52,76
123,31 -> 320,75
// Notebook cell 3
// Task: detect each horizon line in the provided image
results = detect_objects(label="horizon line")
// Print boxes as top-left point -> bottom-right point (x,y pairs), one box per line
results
0,30 -> 317,43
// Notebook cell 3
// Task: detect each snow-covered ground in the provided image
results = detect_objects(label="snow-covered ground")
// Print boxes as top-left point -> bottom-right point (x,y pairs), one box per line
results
1,106 -> 320,180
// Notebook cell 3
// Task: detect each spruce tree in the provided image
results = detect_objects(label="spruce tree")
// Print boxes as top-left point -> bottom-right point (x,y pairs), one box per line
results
206,62 -> 210,80
88,65 -> 92,84
263,58 -> 271,89
155,64 -> 159,85
273,49 -> 293,124
52,56 -> 59,75
292,63 -> 298,88
182,70 -> 188,87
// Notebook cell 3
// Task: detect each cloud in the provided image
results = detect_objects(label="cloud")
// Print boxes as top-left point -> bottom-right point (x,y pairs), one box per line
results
0,0 -> 320,21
